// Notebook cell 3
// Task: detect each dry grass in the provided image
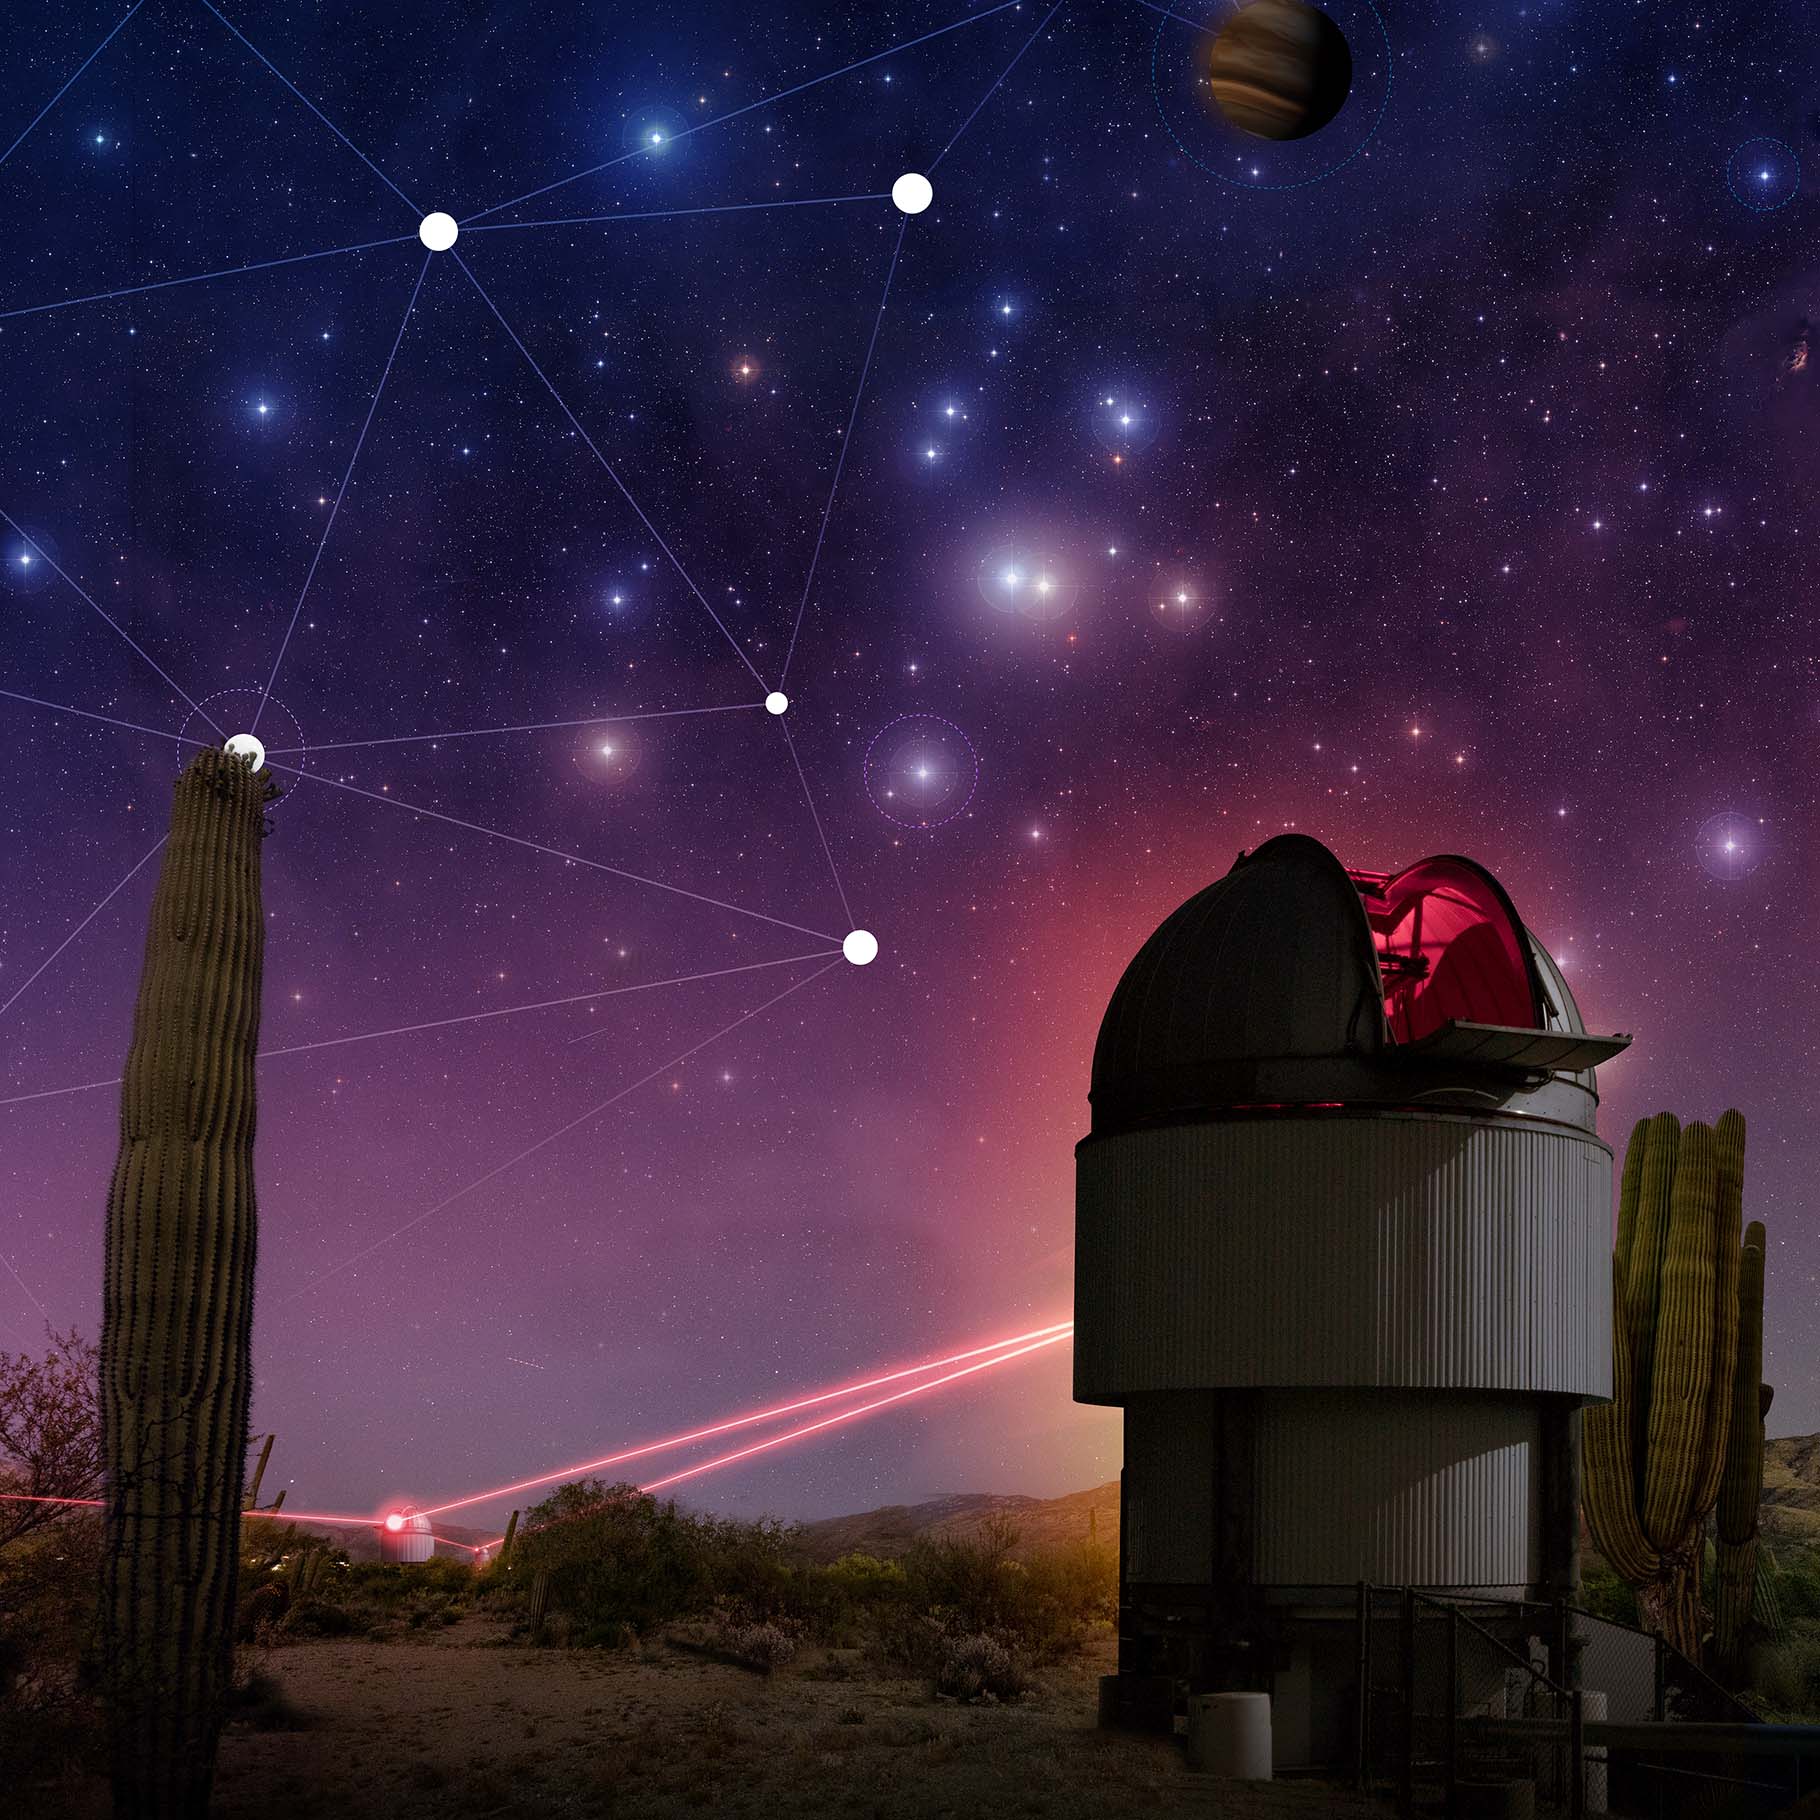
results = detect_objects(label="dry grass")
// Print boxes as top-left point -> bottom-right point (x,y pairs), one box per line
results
28,1618 -> 1390,1819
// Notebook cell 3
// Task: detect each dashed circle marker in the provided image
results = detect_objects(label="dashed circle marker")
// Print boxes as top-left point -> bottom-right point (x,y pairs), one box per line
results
223,733 -> 266,772
842,929 -> 879,966
891,172 -> 933,215
765,691 -> 789,716
419,212 -> 459,251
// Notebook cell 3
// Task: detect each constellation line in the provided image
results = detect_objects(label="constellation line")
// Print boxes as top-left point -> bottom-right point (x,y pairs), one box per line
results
1125,0 -> 1216,34
262,760 -> 843,944
929,0 -> 1067,172
779,717 -> 854,933
0,832 -> 166,1022
780,219 -> 906,688
196,0 -> 420,217
465,193 -> 889,235
454,251 -> 769,693
564,952 -> 838,1046
0,510 -> 222,737
280,956 -> 845,1302
0,1 -> 148,174
263,700 -> 760,757
0,234 -> 419,322
251,250 -> 432,736
0,686 -> 212,749
0,951 -> 839,1111
459,0 -> 1028,225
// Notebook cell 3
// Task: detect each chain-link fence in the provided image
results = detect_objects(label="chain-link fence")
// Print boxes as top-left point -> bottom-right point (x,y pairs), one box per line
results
1349,1587 -> 1820,1820
1357,1587 -> 1587,1820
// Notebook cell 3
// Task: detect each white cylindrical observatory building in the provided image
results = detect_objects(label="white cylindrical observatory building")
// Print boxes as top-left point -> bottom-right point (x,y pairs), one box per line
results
1075,834 -> 1630,1764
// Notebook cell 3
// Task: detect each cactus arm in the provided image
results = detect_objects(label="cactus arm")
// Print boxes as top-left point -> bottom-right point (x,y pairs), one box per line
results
1583,1273 -> 1659,1585
1613,1116 -> 1649,1295
1626,1112 -> 1680,1496
1642,1122 -> 1719,1550
1689,1111 -> 1746,1517
1716,1220 -> 1765,1548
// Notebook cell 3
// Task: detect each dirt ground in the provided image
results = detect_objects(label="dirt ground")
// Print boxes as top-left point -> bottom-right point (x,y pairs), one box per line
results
37,1620 -> 1395,1819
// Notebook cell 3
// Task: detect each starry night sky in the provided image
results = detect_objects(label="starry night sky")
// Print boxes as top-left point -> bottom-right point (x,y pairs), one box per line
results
0,0 -> 1815,1530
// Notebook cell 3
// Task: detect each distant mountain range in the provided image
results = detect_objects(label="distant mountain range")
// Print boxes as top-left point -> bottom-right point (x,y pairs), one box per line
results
282,1433 -> 1820,1568
793,1482 -> 1119,1562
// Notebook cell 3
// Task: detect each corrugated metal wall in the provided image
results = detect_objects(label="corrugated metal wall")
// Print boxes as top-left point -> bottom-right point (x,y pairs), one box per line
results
1121,1390 -> 1544,1587
1122,1392 -> 1217,1583
1075,1112 -> 1611,1402
1250,1389 -> 1538,1586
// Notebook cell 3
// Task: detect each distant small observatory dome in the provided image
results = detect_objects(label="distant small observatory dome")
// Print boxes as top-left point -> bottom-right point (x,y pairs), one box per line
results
1090,832 -> 1624,1134
380,1509 -> 434,1565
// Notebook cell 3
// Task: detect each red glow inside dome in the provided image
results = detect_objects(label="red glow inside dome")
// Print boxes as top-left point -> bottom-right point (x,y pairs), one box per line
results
384,1512 -> 405,1532
1347,857 -> 1540,1044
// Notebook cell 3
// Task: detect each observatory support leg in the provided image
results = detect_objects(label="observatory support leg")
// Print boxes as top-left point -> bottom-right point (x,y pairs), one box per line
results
1538,1399 -> 1584,1687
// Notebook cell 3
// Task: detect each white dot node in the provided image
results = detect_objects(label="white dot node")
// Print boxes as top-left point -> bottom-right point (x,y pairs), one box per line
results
223,733 -> 265,772
765,691 -> 789,716
419,212 -> 459,251
891,172 -> 933,215
843,929 -> 879,967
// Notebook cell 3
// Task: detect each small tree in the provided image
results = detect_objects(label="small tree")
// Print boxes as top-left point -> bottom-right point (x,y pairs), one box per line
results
0,1329 -> 101,1551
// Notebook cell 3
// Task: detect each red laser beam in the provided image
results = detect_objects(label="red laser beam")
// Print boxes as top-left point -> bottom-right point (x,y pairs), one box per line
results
639,1329 -> 1072,1495
0,1494 -> 483,1557
417,1317 -> 1075,1519
0,1494 -> 388,1530
470,1326 -> 1074,1552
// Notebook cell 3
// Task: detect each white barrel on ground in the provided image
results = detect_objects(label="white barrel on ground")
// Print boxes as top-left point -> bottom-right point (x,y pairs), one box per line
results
1582,1691 -> 1608,1814
1187,1692 -> 1272,1777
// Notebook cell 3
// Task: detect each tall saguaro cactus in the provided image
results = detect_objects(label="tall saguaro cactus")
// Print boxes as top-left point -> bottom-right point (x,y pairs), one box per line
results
1584,1110 -> 1750,1661
99,748 -> 276,1817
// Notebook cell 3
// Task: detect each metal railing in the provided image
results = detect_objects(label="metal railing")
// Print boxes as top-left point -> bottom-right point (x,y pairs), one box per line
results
1349,1584 -> 1820,1820
1356,1585 -> 1587,1820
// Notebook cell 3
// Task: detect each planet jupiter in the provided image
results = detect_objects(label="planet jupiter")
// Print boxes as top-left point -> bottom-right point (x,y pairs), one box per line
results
1207,0 -> 1353,141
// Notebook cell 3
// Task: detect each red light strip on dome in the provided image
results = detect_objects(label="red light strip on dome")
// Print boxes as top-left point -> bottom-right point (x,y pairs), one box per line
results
417,1317 -> 1075,1520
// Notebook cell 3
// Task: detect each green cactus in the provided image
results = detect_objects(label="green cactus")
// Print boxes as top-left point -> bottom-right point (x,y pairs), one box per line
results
1583,1110 -> 1756,1663
243,1432 -> 274,1510
500,1508 -> 519,1567
1712,1233 -> 1769,1683
529,1567 -> 551,1640
98,747 -> 276,1817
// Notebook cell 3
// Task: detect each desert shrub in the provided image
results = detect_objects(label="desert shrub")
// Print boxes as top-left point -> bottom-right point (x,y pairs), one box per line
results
282,1597 -> 353,1638
512,1480 -> 724,1644
723,1620 -> 798,1674
0,1513 -> 105,1785
1768,1545 -> 1820,1624
792,1552 -> 910,1643
237,1579 -> 287,1642
934,1631 -> 1026,1702
1745,1622 -> 1820,1719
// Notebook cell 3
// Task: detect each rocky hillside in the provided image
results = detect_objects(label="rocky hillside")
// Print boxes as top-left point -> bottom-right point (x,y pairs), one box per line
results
792,1482 -> 1119,1562
1759,1433 -> 1820,1541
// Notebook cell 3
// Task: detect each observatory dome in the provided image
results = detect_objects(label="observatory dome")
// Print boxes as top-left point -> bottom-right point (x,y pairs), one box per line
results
1089,833 -> 1624,1134
380,1509 -> 434,1565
